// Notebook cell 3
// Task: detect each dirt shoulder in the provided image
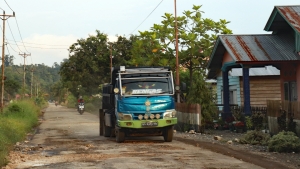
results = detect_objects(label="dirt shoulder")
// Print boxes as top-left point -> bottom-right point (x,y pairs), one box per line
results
174,130 -> 300,169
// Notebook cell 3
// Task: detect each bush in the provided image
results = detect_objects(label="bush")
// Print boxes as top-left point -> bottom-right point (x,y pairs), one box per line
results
85,103 -> 97,112
0,100 -> 42,167
268,131 -> 300,153
245,116 -> 253,130
240,130 -> 270,146
251,112 -> 265,131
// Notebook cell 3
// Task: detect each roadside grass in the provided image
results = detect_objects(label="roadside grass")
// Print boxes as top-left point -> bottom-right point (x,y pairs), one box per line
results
0,100 -> 43,167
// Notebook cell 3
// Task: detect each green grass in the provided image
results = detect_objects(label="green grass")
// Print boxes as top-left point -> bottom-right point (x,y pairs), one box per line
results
0,100 -> 43,167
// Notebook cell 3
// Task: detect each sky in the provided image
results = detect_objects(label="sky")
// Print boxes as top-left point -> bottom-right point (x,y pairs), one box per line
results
0,0 -> 299,67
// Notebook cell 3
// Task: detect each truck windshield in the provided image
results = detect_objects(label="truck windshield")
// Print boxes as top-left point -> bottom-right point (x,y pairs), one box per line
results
121,78 -> 173,96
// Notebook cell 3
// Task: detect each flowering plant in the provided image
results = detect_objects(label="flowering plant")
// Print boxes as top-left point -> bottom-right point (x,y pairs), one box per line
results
234,121 -> 245,128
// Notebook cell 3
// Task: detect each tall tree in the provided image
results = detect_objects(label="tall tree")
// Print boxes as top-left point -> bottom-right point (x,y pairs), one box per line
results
131,5 -> 232,84
4,55 -> 14,67
59,31 -> 136,97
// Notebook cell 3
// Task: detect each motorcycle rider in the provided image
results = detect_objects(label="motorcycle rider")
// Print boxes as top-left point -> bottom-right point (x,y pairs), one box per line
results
77,96 -> 84,111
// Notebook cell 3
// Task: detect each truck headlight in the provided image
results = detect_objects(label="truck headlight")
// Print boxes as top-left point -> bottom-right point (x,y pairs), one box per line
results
150,114 -> 154,120
163,109 -> 176,119
138,114 -> 143,120
118,113 -> 132,120
155,114 -> 160,119
144,114 -> 149,120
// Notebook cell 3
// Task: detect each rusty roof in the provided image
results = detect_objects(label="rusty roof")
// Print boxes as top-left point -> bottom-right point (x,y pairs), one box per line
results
265,5 -> 300,33
207,34 -> 300,79
220,34 -> 300,62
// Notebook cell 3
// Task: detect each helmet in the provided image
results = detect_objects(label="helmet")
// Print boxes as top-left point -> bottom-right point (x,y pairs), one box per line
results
79,96 -> 82,99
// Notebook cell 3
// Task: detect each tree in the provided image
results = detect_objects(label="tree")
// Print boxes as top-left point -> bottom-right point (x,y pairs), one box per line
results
131,5 -> 232,84
59,31 -> 136,97
186,72 -> 217,125
4,55 -> 14,66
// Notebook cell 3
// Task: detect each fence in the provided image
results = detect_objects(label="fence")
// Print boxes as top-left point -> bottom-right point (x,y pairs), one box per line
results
267,100 -> 300,135
175,103 -> 201,132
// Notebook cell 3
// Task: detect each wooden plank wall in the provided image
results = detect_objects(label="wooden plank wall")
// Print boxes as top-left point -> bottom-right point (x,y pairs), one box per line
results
175,103 -> 201,132
216,76 -> 241,109
240,76 -> 281,107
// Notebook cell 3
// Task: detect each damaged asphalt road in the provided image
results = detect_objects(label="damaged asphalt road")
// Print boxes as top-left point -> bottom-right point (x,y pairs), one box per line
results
3,104 -> 283,169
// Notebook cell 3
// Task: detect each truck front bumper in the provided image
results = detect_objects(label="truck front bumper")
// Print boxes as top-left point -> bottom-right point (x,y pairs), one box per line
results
117,118 -> 177,129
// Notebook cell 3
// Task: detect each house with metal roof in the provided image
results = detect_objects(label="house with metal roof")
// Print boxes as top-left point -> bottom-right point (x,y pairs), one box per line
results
207,5 -> 300,119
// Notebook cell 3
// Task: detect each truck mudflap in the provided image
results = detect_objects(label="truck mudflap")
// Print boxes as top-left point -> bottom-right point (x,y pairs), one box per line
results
117,118 -> 177,128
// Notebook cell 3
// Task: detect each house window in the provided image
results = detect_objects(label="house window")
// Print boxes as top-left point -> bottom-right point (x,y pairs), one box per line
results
230,90 -> 237,104
284,81 -> 297,101
221,89 -> 237,104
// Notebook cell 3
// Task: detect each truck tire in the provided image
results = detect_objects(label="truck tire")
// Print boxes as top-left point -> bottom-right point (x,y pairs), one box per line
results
163,126 -> 174,142
103,117 -> 111,137
115,128 -> 125,143
99,109 -> 104,136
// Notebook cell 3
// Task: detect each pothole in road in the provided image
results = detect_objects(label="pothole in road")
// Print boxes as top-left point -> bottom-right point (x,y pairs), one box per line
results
59,150 -> 77,155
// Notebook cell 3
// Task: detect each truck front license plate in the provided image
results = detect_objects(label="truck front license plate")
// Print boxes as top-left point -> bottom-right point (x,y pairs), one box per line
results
141,122 -> 158,127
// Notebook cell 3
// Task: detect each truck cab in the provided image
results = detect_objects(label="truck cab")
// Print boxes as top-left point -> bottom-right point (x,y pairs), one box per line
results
100,66 -> 177,142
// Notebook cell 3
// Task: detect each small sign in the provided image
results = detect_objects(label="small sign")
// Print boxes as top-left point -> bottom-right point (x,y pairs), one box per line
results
141,121 -> 158,127
132,89 -> 162,94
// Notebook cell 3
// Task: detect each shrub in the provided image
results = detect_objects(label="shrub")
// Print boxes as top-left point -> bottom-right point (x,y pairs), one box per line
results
268,131 -> 300,153
251,112 -> 265,131
85,103 -> 97,112
245,116 -> 253,130
240,130 -> 270,146
8,104 -> 21,113
0,100 -> 41,167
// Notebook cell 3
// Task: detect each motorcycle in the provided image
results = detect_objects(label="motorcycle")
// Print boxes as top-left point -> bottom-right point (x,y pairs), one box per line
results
78,102 -> 85,115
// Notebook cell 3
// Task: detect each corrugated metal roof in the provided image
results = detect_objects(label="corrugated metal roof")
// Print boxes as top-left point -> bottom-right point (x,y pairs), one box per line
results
277,6 -> 300,32
219,34 -> 300,62
229,66 -> 280,76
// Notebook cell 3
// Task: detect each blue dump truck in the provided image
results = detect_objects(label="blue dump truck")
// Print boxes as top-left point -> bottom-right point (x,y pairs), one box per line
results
100,66 -> 177,143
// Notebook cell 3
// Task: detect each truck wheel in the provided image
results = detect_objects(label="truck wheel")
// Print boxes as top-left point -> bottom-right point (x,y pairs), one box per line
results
115,128 -> 125,143
99,109 -> 104,136
163,126 -> 174,142
103,117 -> 111,137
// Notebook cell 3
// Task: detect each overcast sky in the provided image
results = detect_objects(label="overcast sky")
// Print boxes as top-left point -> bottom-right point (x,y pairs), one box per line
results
0,0 -> 299,67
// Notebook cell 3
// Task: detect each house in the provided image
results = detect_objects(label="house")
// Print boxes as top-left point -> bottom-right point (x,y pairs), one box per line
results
216,66 -> 280,109
207,5 -> 300,120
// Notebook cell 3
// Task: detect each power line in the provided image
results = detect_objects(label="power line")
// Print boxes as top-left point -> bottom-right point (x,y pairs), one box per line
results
6,19 -> 24,52
14,16 -> 30,53
5,43 -> 22,75
7,42 -> 18,52
4,0 -> 14,12
8,42 -> 68,49
6,39 -> 70,46
129,0 -> 164,36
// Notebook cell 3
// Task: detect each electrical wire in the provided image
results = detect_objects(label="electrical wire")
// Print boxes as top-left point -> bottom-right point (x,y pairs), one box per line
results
129,0 -> 164,36
5,43 -> 22,75
6,42 -> 18,52
7,19 -> 24,52
14,16 -> 31,53
4,0 -> 14,12
8,43 -> 68,50
6,39 -> 70,47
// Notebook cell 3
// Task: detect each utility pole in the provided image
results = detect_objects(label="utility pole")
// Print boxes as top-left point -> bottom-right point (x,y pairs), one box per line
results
174,0 -> 180,103
109,43 -> 113,83
31,66 -> 34,98
0,11 -> 15,111
19,52 -> 31,98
